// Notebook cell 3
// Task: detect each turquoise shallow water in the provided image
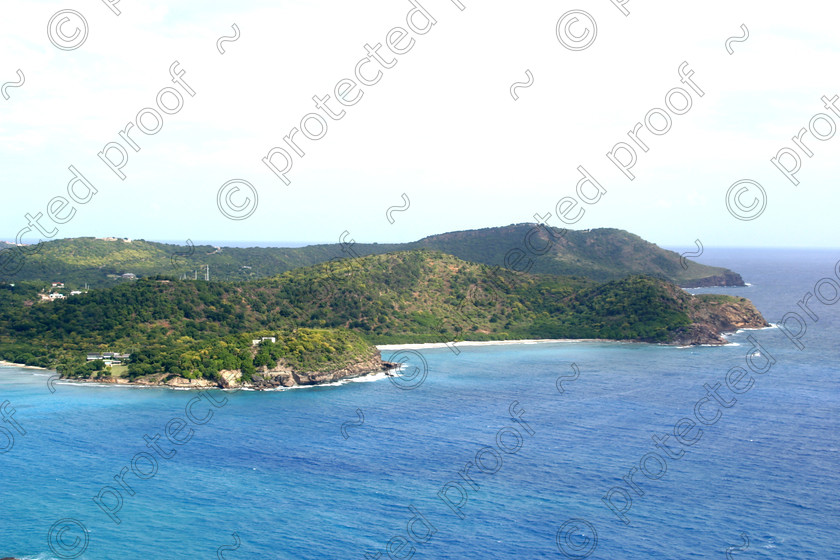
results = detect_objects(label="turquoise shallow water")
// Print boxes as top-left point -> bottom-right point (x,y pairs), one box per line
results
1,248 -> 839,559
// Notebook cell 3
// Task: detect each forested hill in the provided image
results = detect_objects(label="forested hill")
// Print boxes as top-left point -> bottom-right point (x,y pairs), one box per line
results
413,225 -> 743,286
0,250 -> 766,381
0,225 -> 743,288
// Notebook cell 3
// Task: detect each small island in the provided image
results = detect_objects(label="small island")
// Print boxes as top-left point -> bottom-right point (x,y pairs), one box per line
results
0,228 -> 769,390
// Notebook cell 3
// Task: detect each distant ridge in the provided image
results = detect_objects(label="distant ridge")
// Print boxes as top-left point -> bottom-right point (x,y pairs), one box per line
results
0,224 -> 744,288
410,224 -> 744,287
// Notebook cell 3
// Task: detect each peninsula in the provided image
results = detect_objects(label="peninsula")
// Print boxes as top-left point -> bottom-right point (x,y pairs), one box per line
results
0,228 -> 767,389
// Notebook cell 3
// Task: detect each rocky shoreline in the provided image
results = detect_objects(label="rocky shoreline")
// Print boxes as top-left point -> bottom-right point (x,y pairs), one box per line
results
675,294 -> 769,345
60,353 -> 400,391
678,270 -> 746,288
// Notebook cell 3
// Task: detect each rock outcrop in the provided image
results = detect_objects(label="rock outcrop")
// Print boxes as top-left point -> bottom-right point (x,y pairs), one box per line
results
164,376 -> 217,388
677,270 -> 746,288
674,294 -> 769,345
247,354 -> 398,390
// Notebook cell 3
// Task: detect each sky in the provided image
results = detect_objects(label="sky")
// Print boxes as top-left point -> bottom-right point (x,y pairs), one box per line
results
1,0 -> 838,248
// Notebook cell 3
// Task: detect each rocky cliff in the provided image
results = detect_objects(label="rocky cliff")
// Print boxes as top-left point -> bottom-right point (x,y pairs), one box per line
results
243,354 -> 398,390
677,270 -> 746,288
673,293 -> 769,345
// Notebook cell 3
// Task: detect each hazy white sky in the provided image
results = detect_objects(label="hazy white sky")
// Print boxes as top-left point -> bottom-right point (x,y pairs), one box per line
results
1,0 -> 838,247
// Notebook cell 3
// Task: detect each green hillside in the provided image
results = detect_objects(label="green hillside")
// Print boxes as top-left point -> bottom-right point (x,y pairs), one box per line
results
0,250 -> 762,381
0,225 -> 743,289
412,225 -> 742,286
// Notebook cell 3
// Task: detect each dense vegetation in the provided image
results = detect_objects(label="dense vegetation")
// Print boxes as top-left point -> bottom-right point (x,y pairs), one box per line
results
0,225 -> 741,289
0,250 -> 732,381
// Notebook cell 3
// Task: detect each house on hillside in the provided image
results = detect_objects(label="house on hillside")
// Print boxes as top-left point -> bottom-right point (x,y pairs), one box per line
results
87,352 -> 131,366
49,293 -> 65,300
252,336 -> 277,346
51,282 -> 65,288
121,273 -> 137,280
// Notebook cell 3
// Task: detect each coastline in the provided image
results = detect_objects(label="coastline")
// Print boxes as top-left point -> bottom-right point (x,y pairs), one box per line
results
1,325 -> 778,389
0,360 -> 51,371
376,338 -> 610,351
0,357 -> 399,391
376,323 -> 777,352
375,335 -> 756,353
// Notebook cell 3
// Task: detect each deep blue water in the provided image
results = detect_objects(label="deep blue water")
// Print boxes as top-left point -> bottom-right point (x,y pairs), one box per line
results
1,249 -> 839,559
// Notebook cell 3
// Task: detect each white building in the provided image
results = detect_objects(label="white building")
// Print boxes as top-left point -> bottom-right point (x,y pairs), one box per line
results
252,336 -> 277,346
87,352 -> 131,365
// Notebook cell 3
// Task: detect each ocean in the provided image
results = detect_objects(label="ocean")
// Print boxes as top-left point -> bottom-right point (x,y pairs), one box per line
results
1,248 -> 838,559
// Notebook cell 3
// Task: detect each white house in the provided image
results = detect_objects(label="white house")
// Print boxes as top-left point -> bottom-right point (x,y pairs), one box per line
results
251,336 -> 277,346
87,352 -> 131,365
49,293 -> 65,300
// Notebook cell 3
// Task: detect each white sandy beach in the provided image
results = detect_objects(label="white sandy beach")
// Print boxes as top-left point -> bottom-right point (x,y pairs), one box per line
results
0,360 -> 50,371
376,324 -> 778,352
376,338 -> 608,351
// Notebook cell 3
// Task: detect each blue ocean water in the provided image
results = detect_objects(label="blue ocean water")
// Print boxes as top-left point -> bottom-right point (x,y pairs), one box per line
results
1,248 -> 839,559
